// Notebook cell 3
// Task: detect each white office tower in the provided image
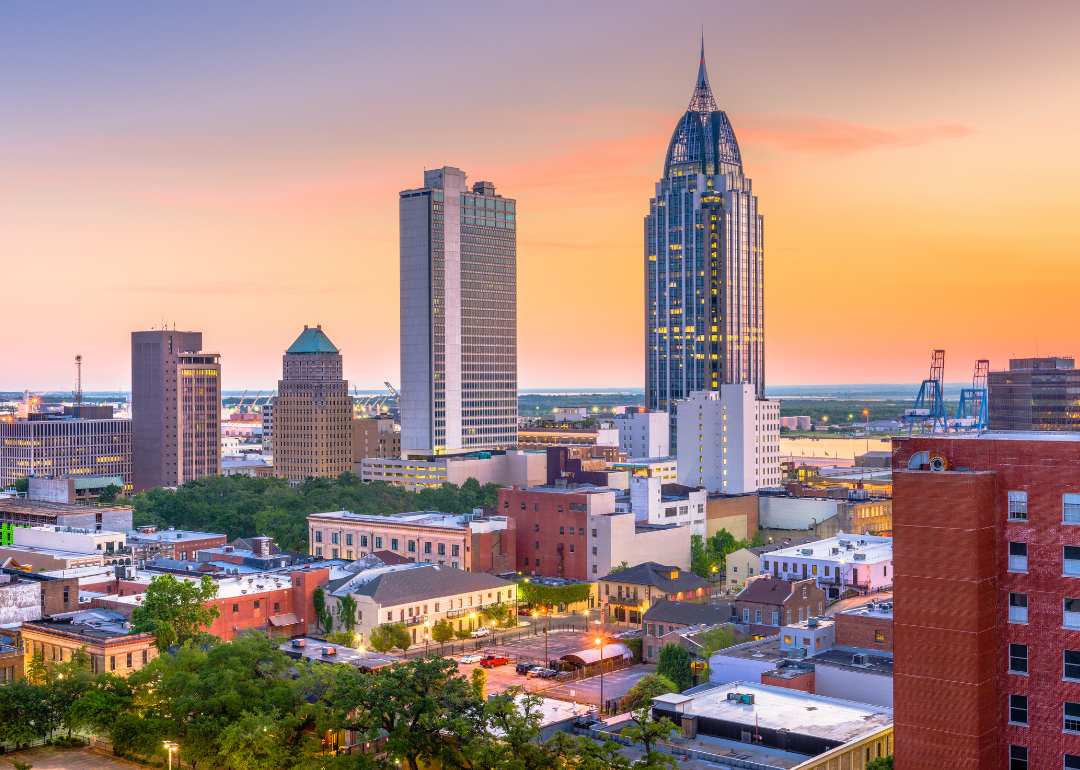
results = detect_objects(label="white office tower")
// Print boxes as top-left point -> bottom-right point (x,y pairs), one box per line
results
676,385 -> 781,493
616,410 -> 670,459
399,167 -> 518,458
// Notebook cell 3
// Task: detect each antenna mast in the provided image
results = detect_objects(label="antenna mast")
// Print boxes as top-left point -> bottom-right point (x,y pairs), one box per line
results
74,354 -> 83,404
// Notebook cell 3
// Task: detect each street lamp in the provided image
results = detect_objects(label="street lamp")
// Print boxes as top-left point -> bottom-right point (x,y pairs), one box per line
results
595,636 -> 604,715
163,741 -> 179,770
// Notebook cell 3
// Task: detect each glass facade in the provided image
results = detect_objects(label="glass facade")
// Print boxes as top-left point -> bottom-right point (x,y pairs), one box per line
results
645,47 -> 764,450
988,357 -> 1080,431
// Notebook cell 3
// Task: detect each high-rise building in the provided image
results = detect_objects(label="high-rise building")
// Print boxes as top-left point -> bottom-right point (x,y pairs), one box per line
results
989,357 -> 1080,431
675,385 -> 781,493
646,42 -> 764,450
0,406 -> 131,492
399,167 -> 517,459
131,330 -> 221,492
273,325 -> 353,483
893,433 -> 1080,770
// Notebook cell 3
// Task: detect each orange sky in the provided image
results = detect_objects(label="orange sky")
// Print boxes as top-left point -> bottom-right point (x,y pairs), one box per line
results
1,1 -> 1078,392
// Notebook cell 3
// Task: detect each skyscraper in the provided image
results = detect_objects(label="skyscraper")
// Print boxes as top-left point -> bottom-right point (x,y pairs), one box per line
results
131,330 -> 221,492
399,167 -> 517,458
274,325 -> 353,483
646,42 -> 764,450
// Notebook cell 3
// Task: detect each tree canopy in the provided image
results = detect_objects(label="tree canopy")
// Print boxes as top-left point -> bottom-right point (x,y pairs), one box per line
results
130,573 -> 221,652
516,580 -> 592,609
132,473 -> 501,552
656,643 -> 693,693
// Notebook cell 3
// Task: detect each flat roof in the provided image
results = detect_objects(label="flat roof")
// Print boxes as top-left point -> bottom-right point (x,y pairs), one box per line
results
0,544 -> 103,560
716,637 -> 893,677
126,529 -> 225,542
280,637 -> 399,670
902,431 -> 1080,442
676,682 -> 891,743
765,534 -> 892,563
109,572 -> 293,603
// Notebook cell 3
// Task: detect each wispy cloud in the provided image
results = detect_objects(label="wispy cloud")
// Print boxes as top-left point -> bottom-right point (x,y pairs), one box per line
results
734,114 -> 977,157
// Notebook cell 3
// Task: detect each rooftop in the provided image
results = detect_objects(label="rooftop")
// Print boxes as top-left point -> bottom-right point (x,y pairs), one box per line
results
642,599 -> 733,626
343,564 -> 514,607
716,636 -> 893,677
735,578 -> 796,606
280,637 -> 398,671
286,324 -> 339,354
23,607 -> 146,640
126,528 -> 226,543
764,534 -> 892,564
668,681 -> 891,743
598,562 -> 710,592
109,572 -> 294,604
308,510 -> 508,532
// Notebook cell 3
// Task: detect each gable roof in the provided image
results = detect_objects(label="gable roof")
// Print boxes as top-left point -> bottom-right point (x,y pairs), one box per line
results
643,599 -> 733,626
598,561 -> 709,593
348,565 -> 514,607
734,578 -> 793,606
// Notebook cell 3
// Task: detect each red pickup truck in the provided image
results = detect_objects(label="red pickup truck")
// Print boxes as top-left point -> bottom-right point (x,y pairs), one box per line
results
479,654 -> 510,668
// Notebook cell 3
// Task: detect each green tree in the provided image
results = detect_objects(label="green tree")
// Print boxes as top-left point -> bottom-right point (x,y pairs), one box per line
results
867,757 -> 893,770
607,561 -> 629,575
466,689 -> 561,770
431,618 -> 456,654
326,630 -> 357,646
337,593 -> 358,633
130,573 -> 221,652
656,643 -> 692,693
549,732 -> 634,770
369,622 -> 412,653
97,483 -> 122,503
483,603 -> 509,628
689,534 -> 718,579
622,673 -> 677,711
0,680 -> 57,745
471,666 -> 487,700
13,476 -> 29,493
697,624 -> 738,678
336,656 -> 483,770
312,585 -> 328,633
623,704 -> 679,770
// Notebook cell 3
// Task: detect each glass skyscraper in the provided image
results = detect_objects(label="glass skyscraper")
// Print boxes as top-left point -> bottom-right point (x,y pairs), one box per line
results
645,43 -> 764,450
399,167 -> 518,458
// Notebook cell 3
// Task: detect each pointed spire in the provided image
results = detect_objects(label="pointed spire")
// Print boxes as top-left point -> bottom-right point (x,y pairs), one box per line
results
698,32 -> 709,89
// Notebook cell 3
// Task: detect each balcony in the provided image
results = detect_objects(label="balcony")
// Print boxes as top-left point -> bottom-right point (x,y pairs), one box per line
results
606,596 -> 644,608
405,615 -> 428,627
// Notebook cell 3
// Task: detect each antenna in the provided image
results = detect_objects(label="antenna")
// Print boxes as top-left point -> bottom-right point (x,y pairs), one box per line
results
73,354 -> 83,405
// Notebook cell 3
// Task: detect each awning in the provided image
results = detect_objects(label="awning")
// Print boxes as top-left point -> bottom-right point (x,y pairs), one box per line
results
268,613 -> 300,627
560,643 -> 633,666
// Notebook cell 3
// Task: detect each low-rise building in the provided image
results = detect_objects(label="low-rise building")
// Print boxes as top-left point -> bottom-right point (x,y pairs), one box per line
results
517,425 -> 619,451
759,534 -> 893,598
704,492 -> 759,542
834,600 -> 893,653
0,633 -> 22,682
0,544 -> 103,571
598,562 -> 710,625
12,525 -> 126,555
626,478 -> 706,536
546,446 -> 628,488
641,599 -> 734,663
221,454 -> 273,477
359,449 -> 546,492
124,525 -> 228,562
732,577 -> 826,634
21,608 -> 158,676
280,637 -> 399,673
353,418 -> 400,460
613,410 -> 670,459
725,538 -> 816,592
327,563 -> 517,646
307,510 -> 515,574
0,496 -> 133,532
609,457 -> 678,482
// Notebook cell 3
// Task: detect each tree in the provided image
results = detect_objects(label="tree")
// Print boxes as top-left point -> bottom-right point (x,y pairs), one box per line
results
326,630 -> 357,647
689,534 -> 717,579
549,732 -> 635,770
623,673 -> 677,711
97,483 -> 123,503
867,757 -> 893,770
471,666 -> 487,699
336,656 -> 483,770
466,689 -> 561,770
337,593 -> 358,633
431,618 -> 456,654
697,625 -> 738,678
623,704 -> 678,770
517,580 -> 592,612
130,573 -> 221,652
483,603 -> 509,628
656,643 -> 692,693
13,476 -> 29,493
608,561 -> 629,575
369,622 -> 412,653
312,585 -> 328,633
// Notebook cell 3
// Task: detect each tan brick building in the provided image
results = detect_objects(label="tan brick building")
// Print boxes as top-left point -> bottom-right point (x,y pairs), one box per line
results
352,418 -> 400,460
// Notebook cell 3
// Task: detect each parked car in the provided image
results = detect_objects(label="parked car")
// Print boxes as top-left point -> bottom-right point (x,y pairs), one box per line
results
535,668 -> 558,679
515,662 -> 536,675
471,627 -> 491,638
480,654 -> 510,668
459,654 -> 484,664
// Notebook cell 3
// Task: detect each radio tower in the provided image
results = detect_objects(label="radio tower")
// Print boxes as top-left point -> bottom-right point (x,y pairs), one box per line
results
73,354 -> 83,404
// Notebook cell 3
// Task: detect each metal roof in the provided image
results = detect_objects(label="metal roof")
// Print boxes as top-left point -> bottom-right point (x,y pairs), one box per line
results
286,325 -> 339,354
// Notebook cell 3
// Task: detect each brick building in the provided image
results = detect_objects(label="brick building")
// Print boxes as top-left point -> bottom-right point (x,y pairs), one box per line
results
599,562 -> 710,625
21,608 -> 158,676
0,566 -> 79,620
641,598 -> 733,663
125,525 -> 228,562
834,602 -> 893,653
546,446 -> 627,487
732,577 -> 826,635
892,433 -> 1080,770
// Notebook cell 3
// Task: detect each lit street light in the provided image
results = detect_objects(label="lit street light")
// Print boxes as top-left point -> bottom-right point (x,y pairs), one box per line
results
595,636 -> 604,715
163,741 -> 179,770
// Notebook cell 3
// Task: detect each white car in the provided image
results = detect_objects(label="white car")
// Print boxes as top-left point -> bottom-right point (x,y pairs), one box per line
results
459,654 -> 483,664
470,627 -> 491,638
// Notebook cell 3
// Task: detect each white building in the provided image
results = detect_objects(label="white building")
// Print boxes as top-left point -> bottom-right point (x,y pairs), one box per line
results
615,410 -> 670,459
359,449 -> 545,492
675,385 -> 782,494
13,525 -> 126,555
626,476 -> 706,537
758,533 -> 893,597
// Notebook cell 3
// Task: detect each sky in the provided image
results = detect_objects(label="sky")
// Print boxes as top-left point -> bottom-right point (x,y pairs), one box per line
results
1,0 -> 1079,393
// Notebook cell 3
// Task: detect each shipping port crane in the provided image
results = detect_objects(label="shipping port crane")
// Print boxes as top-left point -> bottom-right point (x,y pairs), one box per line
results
904,350 -> 948,435
956,359 -> 989,431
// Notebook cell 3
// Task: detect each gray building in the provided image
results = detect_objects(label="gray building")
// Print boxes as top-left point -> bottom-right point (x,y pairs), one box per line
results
988,357 -> 1080,431
645,42 -> 765,451
399,167 -> 517,458
131,330 -> 221,492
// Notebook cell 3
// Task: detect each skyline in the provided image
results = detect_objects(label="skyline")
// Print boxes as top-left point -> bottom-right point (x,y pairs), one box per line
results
2,1 -> 1079,392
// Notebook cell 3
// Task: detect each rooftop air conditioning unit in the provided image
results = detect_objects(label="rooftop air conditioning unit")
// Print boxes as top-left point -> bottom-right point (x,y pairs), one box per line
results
292,639 -> 306,648
807,617 -> 819,627
241,589 -> 248,594
324,647 -> 337,656
851,653 -> 869,666
853,553 -> 867,561
800,549 -> 813,556
727,692 -> 755,703
830,547 -> 840,555
788,647 -> 807,659
838,540 -> 850,548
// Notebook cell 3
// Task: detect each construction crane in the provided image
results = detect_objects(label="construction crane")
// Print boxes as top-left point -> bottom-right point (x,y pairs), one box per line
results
384,382 -> 400,400
956,360 -> 989,431
249,390 -> 264,412
234,389 -> 250,414
72,354 -> 83,405
904,350 -> 948,435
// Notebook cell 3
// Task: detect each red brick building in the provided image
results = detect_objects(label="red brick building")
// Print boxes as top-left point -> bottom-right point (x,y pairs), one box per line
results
893,434 -> 1080,770
732,577 -> 826,635
834,605 -> 893,653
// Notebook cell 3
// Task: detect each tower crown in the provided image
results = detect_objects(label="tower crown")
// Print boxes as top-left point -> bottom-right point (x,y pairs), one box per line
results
663,38 -> 742,177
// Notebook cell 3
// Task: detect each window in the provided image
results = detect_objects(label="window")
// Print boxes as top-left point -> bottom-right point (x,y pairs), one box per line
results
315,547 -> 322,556
127,652 -> 133,668
743,609 -> 750,623
560,526 -> 565,535
592,565 -> 597,574
331,532 -> 339,544
803,587 -> 807,598
142,650 -> 148,665
1010,643 -> 1028,674
521,502 -> 526,510
812,565 -> 817,575
558,505 -> 563,513
1067,650 -> 1080,680
772,611 -> 778,625
1067,598 -> 1080,629
408,540 -> 416,552
824,565 -> 830,577
375,537 -> 382,549
1066,546 -> 1080,576
332,548 -> 338,559
110,656 -> 115,671
570,544 -> 575,553
534,524 -> 539,532
764,560 -> 770,570
755,610 -> 762,623
1010,542 -> 1028,572
254,600 -> 260,610
274,602 -> 280,613
315,531 -> 323,543
233,603 -> 239,613
658,625 -> 665,636
63,586 -> 69,603
592,529 -> 597,537
1067,702 -> 1080,733
1009,694 -> 1028,725
346,534 -> 353,546
1067,494 -> 1080,523
424,542 -> 432,554
799,608 -> 804,622
534,503 -> 539,511
438,543 -> 446,555
1009,491 -> 1028,520
1065,754 -> 1080,770
875,630 -> 885,644
524,558 -> 529,566
647,646 -> 653,658
592,547 -> 597,556
504,501 -> 509,509
361,536 -> 368,547
387,611 -> 393,621
1010,593 -> 1028,623
1009,745 -> 1027,770
535,541 -> 539,550
452,545 -> 459,556
391,538 -> 399,550
732,566 -> 738,574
